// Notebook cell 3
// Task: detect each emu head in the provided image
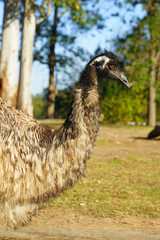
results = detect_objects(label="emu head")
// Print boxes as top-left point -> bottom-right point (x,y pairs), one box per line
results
90,51 -> 130,88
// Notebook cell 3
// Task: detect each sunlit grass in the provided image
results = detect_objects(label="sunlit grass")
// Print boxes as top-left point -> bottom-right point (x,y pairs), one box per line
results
96,139 -> 111,146
48,154 -> 160,218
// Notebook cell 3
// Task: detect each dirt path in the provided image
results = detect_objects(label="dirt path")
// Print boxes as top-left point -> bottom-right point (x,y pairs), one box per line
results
0,126 -> 160,239
0,226 -> 160,240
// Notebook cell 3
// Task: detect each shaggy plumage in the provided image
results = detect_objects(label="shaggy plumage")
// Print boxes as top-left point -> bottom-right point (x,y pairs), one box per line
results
0,51 -> 130,228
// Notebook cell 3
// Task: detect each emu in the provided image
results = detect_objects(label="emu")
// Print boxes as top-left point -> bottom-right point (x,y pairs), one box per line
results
0,51 -> 130,228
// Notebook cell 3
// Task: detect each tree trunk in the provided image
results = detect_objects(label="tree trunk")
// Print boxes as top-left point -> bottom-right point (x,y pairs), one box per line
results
47,6 -> 58,119
17,0 -> 35,116
47,65 -> 56,118
0,0 -> 20,107
148,1 -> 159,126
148,50 -> 156,126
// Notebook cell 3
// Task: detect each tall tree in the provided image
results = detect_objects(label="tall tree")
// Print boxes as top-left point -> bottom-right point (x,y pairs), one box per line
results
0,0 -> 20,107
17,0 -> 36,115
115,0 -> 160,126
147,1 -> 160,126
35,0 -> 105,118
47,5 -> 58,118
17,0 -> 51,115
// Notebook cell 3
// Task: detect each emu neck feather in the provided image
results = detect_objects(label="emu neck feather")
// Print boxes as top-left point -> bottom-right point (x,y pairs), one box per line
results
44,64 -> 100,197
46,83 -> 100,196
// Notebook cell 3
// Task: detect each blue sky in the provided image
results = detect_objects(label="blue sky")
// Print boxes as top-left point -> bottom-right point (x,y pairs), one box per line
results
0,0 -> 146,95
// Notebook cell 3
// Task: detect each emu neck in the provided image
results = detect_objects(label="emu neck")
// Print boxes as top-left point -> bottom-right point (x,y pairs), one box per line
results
49,64 -> 100,177
45,64 -> 100,198
63,64 -> 100,145
63,84 -> 100,144
79,64 -> 98,88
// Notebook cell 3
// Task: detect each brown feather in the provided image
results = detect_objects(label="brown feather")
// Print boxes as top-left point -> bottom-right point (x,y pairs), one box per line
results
0,52 -> 128,228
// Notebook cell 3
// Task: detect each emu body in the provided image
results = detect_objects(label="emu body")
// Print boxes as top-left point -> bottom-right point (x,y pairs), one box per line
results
0,51 -> 130,228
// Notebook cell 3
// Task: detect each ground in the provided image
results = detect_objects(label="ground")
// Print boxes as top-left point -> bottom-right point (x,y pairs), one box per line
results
0,125 -> 160,239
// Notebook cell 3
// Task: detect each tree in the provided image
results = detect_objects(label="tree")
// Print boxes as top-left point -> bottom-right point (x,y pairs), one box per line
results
47,4 -> 58,118
17,0 -> 36,115
35,0 -> 105,118
147,1 -> 160,126
17,0 -> 51,115
0,0 -> 20,108
114,0 -> 160,126
127,1 -> 160,126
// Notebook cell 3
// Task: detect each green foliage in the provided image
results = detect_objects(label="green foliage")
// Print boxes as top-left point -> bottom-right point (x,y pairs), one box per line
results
32,94 -> 47,119
104,0 -> 160,124
99,80 -> 148,123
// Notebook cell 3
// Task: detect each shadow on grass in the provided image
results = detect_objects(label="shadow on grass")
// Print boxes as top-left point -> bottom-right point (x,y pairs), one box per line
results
133,137 -> 160,141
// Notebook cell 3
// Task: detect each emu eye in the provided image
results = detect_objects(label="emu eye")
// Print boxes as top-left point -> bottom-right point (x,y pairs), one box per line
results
109,65 -> 116,70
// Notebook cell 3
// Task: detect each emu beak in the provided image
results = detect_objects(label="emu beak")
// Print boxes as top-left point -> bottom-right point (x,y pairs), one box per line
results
119,73 -> 130,88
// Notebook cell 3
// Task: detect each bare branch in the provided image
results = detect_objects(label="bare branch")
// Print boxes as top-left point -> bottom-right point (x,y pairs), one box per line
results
36,0 -> 52,25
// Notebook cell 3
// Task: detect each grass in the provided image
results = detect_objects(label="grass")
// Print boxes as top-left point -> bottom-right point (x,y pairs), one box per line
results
46,125 -> 160,219
96,139 -> 111,146
48,152 -> 160,218
47,156 -> 160,217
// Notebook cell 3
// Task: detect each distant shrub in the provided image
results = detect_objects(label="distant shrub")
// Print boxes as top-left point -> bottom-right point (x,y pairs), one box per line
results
32,94 -> 47,119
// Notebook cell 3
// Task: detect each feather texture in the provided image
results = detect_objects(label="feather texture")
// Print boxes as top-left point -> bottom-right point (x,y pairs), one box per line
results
0,51 -> 129,228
